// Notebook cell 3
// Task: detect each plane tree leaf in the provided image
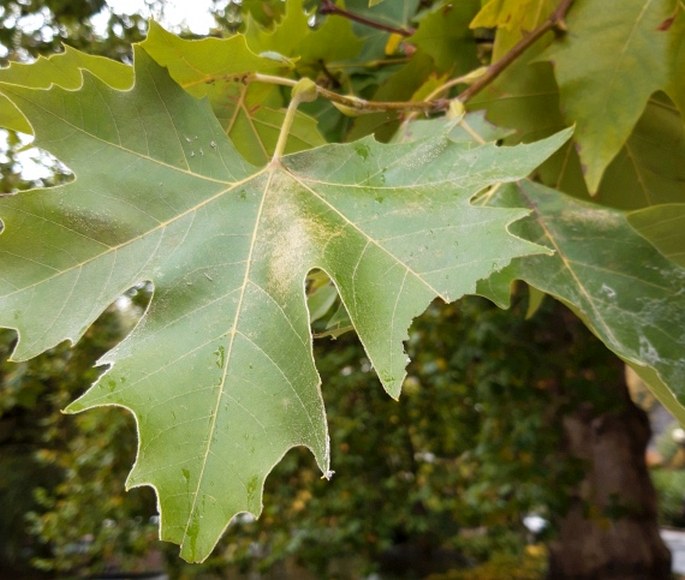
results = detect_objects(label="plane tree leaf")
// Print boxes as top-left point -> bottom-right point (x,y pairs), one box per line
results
669,10 -> 685,111
479,180 -> 685,423
0,47 -> 571,561
347,0 -> 419,31
542,0 -> 678,192
345,0 -> 421,61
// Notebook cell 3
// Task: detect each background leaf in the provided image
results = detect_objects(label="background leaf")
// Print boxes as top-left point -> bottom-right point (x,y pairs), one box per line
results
244,0 -> 363,67
410,0 -> 481,73
542,0 -> 677,192
628,203 -> 685,267
474,54 -> 685,209
479,181 -> 685,422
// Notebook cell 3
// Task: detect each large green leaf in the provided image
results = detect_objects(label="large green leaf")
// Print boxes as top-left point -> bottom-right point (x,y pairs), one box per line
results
479,181 -> 685,422
542,0 -> 677,192
0,48 -> 570,561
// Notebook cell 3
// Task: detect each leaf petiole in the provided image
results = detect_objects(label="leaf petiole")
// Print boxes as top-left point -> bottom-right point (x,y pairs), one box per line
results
271,78 -> 318,164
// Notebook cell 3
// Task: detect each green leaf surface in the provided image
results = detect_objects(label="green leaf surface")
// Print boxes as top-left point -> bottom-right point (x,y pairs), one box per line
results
140,21 -> 285,85
0,48 -> 570,561
628,203 -> 685,267
588,95 -> 685,208
480,181 -> 685,422
0,45 -> 132,134
542,0 -> 677,192
394,111 -> 513,144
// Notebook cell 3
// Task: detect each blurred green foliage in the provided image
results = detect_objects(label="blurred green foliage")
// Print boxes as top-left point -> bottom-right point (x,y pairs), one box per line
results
652,470 -> 685,528
0,295 -> 159,576
0,0 -> 147,63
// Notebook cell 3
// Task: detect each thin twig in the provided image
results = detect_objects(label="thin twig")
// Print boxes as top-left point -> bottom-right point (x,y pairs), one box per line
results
319,0 -> 415,37
458,0 -> 575,103
250,73 -> 450,114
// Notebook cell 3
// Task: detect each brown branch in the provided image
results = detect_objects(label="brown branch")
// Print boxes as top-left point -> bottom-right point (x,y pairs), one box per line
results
319,0 -> 416,37
458,0 -> 574,103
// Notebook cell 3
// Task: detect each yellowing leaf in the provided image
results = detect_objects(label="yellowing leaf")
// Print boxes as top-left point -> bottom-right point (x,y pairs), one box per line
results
470,0 -> 551,30
469,0 -> 557,60
385,32 -> 405,55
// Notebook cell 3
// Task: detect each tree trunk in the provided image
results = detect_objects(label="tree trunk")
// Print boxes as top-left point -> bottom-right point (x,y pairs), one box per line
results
546,311 -> 672,579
